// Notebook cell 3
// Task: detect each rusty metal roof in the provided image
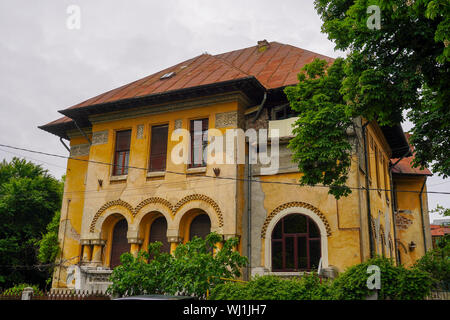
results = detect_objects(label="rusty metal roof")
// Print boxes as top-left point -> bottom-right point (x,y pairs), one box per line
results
40,41 -> 333,130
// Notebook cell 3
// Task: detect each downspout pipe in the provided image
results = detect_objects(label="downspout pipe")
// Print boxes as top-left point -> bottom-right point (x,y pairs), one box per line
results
419,179 -> 428,254
246,143 -> 252,280
362,121 -> 374,258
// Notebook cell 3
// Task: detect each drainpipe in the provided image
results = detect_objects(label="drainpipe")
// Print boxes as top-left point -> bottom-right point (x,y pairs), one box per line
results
419,178 -> 428,254
362,121 -> 374,258
246,143 -> 252,280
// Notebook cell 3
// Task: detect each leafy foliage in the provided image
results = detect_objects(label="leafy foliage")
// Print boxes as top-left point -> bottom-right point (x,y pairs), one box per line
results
1,283 -> 44,296
331,257 -> 433,300
286,0 -> 449,194
414,234 -> 450,289
107,233 -> 248,299
284,58 -> 353,199
430,204 -> 450,217
209,273 -> 333,300
0,158 -> 63,288
210,257 -> 434,300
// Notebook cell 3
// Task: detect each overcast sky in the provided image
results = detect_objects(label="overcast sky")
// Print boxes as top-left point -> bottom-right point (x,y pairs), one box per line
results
0,0 -> 448,222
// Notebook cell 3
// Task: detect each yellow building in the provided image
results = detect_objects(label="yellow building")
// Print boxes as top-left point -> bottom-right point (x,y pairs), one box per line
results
39,41 -> 432,290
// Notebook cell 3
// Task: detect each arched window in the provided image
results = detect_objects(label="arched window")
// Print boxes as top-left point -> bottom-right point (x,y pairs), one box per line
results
149,216 -> 170,253
271,214 -> 321,271
189,214 -> 211,241
110,219 -> 130,269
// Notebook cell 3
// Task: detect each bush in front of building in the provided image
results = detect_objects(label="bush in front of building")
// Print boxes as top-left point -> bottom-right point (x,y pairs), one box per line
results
107,232 -> 248,298
209,257 -> 434,300
208,273 -> 333,300
414,234 -> 450,290
331,257 -> 433,300
1,283 -> 44,296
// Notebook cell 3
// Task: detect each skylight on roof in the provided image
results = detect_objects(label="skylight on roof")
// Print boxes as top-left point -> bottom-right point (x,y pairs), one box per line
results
160,71 -> 176,80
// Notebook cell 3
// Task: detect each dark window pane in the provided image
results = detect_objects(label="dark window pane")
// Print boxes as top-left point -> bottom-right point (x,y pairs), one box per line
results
150,125 -> 168,172
272,221 -> 282,239
308,219 -> 320,238
297,237 -> 307,269
309,239 -> 321,270
285,237 -> 295,269
284,214 -> 307,234
272,241 -> 282,270
189,119 -> 208,168
114,130 -> 131,175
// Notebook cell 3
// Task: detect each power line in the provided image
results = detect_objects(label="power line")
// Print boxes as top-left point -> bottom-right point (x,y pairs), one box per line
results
0,142 -> 449,195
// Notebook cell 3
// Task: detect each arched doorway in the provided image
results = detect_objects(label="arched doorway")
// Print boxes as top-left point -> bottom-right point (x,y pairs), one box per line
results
271,214 -> 321,271
110,219 -> 130,269
189,213 -> 211,241
149,216 -> 170,253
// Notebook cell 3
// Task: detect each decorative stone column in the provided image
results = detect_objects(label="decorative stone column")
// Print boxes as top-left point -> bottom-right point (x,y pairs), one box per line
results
168,236 -> 183,254
81,239 -> 92,263
91,239 -> 106,266
128,238 -> 143,257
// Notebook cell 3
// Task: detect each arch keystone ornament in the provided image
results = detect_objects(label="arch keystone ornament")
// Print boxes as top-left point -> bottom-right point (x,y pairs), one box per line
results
261,201 -> 332,239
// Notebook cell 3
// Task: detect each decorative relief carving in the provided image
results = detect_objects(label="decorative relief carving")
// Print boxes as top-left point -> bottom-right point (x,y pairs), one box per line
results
173,194 -> 224,227
136,125 -> 144,139
91,130 -> 108,145
89,194 -> 224,232
70,144 -> 90,157
89,199 -> 134,232
215,112 -> 238,128
174,119 -> 183,130
261,202 -> 332,238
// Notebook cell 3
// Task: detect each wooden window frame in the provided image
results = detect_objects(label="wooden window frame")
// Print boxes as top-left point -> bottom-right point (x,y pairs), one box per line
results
149,124 -> 169,172
271,214 -> 321,272
189,118 -> 209,169
113,130 -> 131,176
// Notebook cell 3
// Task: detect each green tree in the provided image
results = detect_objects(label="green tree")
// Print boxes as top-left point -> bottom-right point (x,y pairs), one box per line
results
286,0 -> 449,197
107,233 -> 248,298
430,204 -> 450,217
284,57 -> 353,198
0,158 -> 63,288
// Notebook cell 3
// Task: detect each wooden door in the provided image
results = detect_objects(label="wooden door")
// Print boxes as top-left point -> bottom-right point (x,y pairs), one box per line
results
149,217 -> 170,253
110,219 -> 130,269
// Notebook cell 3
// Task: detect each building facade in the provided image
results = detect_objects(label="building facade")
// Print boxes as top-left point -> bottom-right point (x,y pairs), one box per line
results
39,41 -> 432,290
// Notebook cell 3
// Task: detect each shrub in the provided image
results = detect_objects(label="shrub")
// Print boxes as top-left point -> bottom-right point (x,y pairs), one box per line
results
331,257 -> 433,300
414,234 -> 450,290
209,273 -> 333,300
2,283 -> 44,296
107,233 -> 248,299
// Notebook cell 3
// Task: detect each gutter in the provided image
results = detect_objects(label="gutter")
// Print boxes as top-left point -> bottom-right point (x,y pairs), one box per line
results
246,143 -> 252,280
362,121 -> 374,258
252,91 -> 267,122
419,178 -> 428,254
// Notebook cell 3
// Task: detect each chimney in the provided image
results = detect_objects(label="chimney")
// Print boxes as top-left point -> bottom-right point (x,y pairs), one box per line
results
257,40 -> 270,52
